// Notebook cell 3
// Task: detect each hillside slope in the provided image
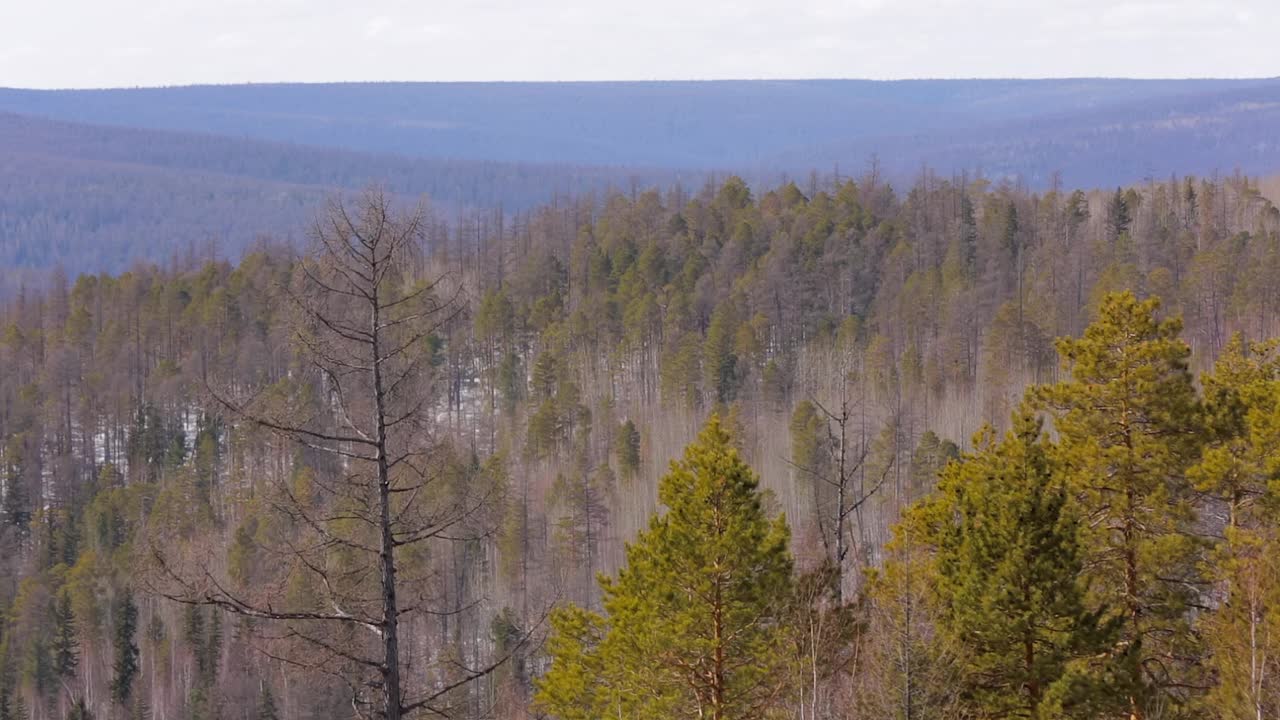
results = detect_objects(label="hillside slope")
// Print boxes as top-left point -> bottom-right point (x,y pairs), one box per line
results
3,78 -> 1279,185
0,112 -> 694,286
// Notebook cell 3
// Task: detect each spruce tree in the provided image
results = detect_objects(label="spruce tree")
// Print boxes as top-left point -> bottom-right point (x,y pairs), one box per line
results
918,412 -> 1119,719
1035,291 -> 1205,718
1105,188 -> 1132,240
111,590 -> 140,705
536,415 -> 793,720
52,588 -> 78,681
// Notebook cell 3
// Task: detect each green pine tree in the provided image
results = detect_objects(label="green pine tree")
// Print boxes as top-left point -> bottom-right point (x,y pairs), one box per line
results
1191,335 -> 1280,718
536,415 -> 794,720
1034,291 -> 1206,718
703,301 -> 741,404
917,412 -> 1119,719
907,429 -> 958,497
613,419 -> 641,480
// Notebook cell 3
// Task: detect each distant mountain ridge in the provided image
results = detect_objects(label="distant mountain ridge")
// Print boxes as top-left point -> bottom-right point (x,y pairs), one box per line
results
3,78 -> 1280,185
0,110 -> 696,288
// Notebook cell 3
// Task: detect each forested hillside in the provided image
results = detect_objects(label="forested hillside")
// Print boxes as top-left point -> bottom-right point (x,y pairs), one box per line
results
2,169 -> 1280,719
6,78 -> 1280,295
0,112 -> 692,291
5,79 -> 1280,183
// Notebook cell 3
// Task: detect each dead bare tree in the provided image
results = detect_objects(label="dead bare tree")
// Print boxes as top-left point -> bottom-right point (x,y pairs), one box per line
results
787,364 -> 893,605
144,189 -> 517,719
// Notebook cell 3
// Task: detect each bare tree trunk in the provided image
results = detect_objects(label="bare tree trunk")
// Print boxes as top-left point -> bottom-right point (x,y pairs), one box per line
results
146,189 -> 521,720
372,287 -> 403,720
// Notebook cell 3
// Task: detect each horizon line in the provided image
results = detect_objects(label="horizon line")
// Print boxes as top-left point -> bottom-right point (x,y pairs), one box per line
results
6,76 -> 1280,92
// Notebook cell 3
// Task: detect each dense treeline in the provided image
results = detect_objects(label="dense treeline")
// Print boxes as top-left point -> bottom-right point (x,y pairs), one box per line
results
1,170 -> 1279,719
538,292 -> 1280,719
8,76 -> 1280,290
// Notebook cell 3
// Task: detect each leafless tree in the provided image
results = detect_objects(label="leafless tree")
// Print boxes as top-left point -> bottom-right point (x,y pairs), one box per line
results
787,368 -> 893,605
145,189 -> 518,719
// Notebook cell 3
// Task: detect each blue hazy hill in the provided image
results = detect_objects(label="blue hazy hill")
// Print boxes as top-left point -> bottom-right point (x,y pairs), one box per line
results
0,111 -> 695,285
2,78 -> 1279,183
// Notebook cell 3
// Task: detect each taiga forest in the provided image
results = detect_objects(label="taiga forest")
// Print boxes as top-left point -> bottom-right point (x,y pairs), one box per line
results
4,12 -> 1280,720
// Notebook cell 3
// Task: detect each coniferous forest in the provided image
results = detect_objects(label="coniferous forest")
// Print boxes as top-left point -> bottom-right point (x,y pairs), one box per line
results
4,168 -> 1280,720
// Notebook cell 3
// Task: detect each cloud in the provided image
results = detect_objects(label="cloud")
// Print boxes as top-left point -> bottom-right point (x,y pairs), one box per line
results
364,15 -> 392,38
1,0 -> 1276,87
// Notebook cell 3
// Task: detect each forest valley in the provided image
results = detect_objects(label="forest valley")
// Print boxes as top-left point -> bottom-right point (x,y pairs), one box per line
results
2,170 -> 1280,720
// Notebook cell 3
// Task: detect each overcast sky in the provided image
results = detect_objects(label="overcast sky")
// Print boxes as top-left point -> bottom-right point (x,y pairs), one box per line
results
1,0 -> 1276,88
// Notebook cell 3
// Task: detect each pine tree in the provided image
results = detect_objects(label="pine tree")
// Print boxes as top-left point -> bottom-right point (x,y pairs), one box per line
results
51,589 -> 78,681
613,419 -> 641,480
907,430 -> 958,497
703,301 -> 741,404
789,400 -> 828,481
536,415 -> 794,719
1190,334 -> 1280,529
917,413 -> 1120,718
111,590 -> 139,705
1035,291 -> 1206,718
1192,336 -> 1280,718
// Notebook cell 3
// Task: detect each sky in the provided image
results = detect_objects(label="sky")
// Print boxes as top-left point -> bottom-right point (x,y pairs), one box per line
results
1,0 -> 1277,88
